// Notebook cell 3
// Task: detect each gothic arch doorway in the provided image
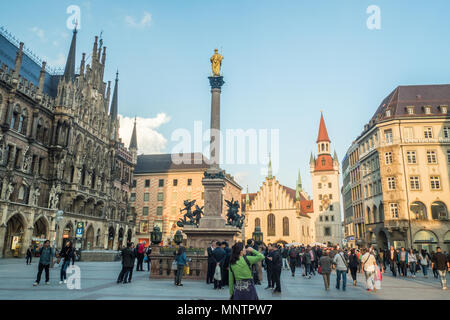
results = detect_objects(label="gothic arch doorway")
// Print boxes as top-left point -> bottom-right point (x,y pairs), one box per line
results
62,222 -> 74,248
107,227 -> 115,250
3,214 -> 26,258
84,225 -> 94,250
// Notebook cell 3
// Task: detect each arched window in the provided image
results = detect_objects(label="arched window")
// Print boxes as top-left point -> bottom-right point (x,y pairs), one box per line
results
282,217 -> 289,236
410,201 -> 427,220
267,214 -> 275,236
321,143 -> 324,151
431,201 -> 448,220
321,158 -> 326,166
366,207 -> 371,224
255,218 -> 260,228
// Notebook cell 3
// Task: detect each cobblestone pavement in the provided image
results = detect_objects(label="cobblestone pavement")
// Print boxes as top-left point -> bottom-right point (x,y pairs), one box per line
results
0,259 -> 448,300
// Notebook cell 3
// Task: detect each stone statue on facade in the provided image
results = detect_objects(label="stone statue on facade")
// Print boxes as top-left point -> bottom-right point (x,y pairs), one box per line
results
30,186 -> 40,207
225,198 -> 244,228
22,147 -> 32,173
48,183 -> 62,209
5,182 -> 14,201
0,133 -> 5,164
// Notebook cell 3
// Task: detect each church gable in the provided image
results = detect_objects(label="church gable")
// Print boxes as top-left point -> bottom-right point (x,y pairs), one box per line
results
249,178 -> 296,211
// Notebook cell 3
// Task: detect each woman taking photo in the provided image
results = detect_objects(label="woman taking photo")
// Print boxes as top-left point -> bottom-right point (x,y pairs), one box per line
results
174,246 -> 187,286
229,242 -> 264,300
59,240 -> 74,284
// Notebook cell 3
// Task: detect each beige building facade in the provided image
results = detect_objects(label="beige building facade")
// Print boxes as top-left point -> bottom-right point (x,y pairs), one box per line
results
131,153 -> 242,245
343,84 -> 450,251
243,166 -> 314,244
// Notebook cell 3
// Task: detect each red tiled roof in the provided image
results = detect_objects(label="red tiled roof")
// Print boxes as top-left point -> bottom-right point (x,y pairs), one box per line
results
315,154 -> 334,171
300,200 -> 314,214
316,113 -> 330,143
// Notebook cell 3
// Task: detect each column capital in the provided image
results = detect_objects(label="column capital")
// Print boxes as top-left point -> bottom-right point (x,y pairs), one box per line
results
208,76 -> 224,89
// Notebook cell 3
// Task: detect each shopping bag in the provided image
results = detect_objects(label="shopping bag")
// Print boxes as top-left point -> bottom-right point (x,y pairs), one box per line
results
184,265 -> 190,275
214,265 -> 222,281
171,260 -> 178,271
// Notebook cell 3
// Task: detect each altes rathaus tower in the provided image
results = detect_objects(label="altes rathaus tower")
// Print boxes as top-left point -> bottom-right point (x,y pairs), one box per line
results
0,27 -> 138,258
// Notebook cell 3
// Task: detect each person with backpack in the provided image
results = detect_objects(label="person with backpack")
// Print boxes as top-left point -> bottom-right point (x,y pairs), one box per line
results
229,242 -> 264,300
333,248 -> 349,291
288,246 -> 297,277
33,240 -> 55,286
136,241 -> 145,271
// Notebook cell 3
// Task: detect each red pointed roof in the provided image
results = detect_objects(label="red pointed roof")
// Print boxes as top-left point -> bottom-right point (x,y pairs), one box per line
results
316,113 -> 330,143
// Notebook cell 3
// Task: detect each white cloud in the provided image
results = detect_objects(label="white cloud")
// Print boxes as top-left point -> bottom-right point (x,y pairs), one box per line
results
118,113 -> 170,154
232,172 -> 249,185
125,11 -> 152,28
30,27 -> 46,41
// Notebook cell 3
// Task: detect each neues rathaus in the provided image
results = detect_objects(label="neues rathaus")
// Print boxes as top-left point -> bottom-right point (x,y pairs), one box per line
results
0,27 -> 138,258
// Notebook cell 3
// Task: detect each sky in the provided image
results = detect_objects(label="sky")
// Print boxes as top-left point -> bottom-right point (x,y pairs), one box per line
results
2,0 -> 450,197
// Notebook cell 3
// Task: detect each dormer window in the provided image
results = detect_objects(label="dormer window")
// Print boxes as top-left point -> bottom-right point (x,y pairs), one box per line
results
441,105 -> 448,114
385,109 -> 391,117
407,106 -> 414,115
424,105 -> 432,114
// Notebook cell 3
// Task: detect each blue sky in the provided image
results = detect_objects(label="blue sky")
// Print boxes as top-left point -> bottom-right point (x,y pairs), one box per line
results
2,0 -> 450,196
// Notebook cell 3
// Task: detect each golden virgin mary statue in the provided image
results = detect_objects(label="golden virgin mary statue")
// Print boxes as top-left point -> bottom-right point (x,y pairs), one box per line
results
210,49 -> 223,76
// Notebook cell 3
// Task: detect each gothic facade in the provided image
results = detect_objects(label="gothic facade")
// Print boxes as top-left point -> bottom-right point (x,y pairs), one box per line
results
0,28 -> 137,258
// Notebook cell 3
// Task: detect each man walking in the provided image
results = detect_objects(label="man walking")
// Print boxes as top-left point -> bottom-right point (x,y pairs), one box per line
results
281,245 -> 289,270
431,247 -> 449,290
288,246 -> 297,276
399,247 -> 408,277
33,240 -> 55,286
387,245 -> 398,277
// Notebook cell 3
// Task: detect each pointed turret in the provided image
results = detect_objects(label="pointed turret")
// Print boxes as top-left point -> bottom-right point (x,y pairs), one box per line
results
267,153 -> 273,179
129,117 -> 138,150
317,112 -> 330,143
333,150 -> 339,163
309,152 -> 315,166
63,27 -> 77,82
110,71 -> 119,119
245,186 -> 250,204
13,42 -> 24,80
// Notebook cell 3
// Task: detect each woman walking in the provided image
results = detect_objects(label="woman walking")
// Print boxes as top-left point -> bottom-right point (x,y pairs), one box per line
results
408,249 -> 418,278
348,249 -> 359,286
318,251 -> 332,291
361,248 -> 378,292
174,246 -> 187,286
59,240 -> 74,284
418,250 -> 430,278
228,242 -> 264,300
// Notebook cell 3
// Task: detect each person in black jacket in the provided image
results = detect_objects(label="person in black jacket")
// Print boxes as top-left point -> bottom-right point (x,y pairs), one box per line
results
288,246 -> 297,277
26,246 -> 33,265
265,246 -> 274,289
348,249 -> 359,286
212,241 -> 226,289
387,245 -> 398,277
59,240 -> 74,284
222,242 -> 231,287
206,240 -> 216,284
267,243 -> 282,293
117,242 -> 135,284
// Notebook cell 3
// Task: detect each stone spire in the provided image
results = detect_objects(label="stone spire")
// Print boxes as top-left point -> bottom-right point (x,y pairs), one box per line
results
13,42 -> 24,79
268,153 -> 273,179
110,71 -> 119,119
296,170 -> 303,201
63,27 -> 77,82
129,117 -> 138,150
245,186 -> 250,204
333,150 -> 339,163
309,152 -> 315,166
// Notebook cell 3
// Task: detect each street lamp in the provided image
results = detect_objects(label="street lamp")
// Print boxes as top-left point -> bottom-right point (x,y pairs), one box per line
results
174,230 -> 183,245
252,226 -> 263,245
150,226 -> 162,245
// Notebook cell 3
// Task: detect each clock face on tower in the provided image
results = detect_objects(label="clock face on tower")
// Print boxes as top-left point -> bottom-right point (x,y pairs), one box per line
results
321,176 -> 328,182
